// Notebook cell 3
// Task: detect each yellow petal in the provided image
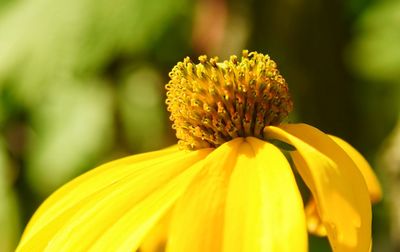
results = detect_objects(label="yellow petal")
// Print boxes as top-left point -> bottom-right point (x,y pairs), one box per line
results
305,136 -> 382,238
264,124 -> 372,252
17,147 -> 212,252
167,138 -> 244,252
139,208 -> 172,252
329,135 -> 382,203
87,160 -> 208,251
22,147 -> 180,237
305,198 -> 327,237
223,137 -> 307,252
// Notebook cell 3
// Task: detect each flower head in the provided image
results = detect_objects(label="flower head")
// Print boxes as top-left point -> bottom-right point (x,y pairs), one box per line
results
166,51 -> 292,149
17,51 -> 381,252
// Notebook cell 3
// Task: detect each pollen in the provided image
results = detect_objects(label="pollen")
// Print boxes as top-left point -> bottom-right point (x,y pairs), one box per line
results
166,50 -> 293,150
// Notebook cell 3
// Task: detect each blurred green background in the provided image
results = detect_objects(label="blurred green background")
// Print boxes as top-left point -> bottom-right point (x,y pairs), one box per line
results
0,0 -> 399,251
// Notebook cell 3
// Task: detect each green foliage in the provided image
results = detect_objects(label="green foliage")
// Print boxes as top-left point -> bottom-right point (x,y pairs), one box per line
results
0,0 -> 190,106
118,66 -> 167,152
0,138 -> 20,252
348,0 -> 400,155
26,80 -> 114,195
350,0 -> 400,83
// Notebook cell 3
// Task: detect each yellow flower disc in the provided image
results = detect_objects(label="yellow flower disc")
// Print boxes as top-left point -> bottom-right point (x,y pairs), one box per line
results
166,50 -> 293,149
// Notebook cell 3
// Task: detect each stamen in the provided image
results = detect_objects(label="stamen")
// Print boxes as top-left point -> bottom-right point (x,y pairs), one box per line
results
166,50 -> 293,150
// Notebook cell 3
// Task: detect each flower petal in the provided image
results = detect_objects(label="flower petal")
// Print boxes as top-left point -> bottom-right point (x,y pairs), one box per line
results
139,208 -> 172,252
305,136 -> 382,238
305,198 -> 327,236
17,147 -> 212,252
22,147 -> 181,237
264,124 -> 372,252
86,160 -> 208,251
223,137 -> 307,252
329,135 -> 382,203
167,138 -> 243,252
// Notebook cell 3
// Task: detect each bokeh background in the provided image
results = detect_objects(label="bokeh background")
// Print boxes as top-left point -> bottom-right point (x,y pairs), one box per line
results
0,0 -> 399,251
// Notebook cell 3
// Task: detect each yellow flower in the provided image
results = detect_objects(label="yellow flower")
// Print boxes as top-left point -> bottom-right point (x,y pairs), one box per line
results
16,51 -> 381,252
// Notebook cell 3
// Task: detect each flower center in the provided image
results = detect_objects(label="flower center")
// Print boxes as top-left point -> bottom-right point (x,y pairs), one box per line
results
166,50 -> 293,150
